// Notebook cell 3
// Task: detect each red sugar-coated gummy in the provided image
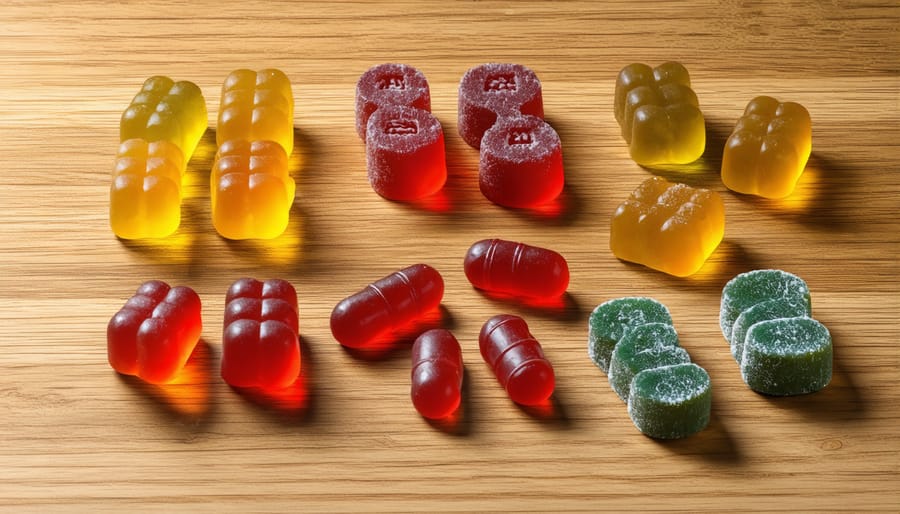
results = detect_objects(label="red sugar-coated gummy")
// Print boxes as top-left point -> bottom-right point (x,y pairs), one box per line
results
107,280 -> 202,384
479,115 -> 564,208
458,63 -> 544,148
411,329 -> 464,419
479,314 -> 555,405
221,278 -> 300,390
356,63 -> 431,139
366,105 -> 447,201
331,264 -> 444,349
464,238 -> 569,299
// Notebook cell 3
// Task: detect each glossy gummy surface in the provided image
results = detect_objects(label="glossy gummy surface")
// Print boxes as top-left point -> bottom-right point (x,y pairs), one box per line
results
464,238 -> 569,299
479,314 -> 555,405
410,329 -> 464,419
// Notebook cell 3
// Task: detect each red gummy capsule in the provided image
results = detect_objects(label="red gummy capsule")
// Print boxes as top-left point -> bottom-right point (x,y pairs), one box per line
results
331,264 -> 444,348
356,63 -> 431,139
366,105 -> 447,201
479,115 -> 564,208
464,238 -> 569,298
410,329 -> 464,419
221,278 -> 300,389
458,63 -> 544,148
107,280 -> 202,384
479,314 -> 555,405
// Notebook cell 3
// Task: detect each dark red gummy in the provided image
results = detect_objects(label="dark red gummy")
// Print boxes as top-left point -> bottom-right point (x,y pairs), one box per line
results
356,63 -> 431,139
479,114 -> 564,208
331,264 -> 444,348
464,238 -> 569,298
411,329 -> 464,419
458,63 -> 544,148
479,314 -> 555,405
366,105 -> 447,201
221,278 -> 300,390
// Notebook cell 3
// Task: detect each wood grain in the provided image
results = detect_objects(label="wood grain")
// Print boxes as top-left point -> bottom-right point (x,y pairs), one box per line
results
1,1 -> 898,511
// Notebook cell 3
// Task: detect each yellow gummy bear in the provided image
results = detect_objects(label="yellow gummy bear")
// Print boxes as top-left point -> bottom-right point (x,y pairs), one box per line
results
610,176 -> 724,277
109,139 -> 185,239
614,62 -> 706,166
721,96 -> 812,199
120,76 -> 208,164
211,140 -> 295,240
217,69 -> 294,155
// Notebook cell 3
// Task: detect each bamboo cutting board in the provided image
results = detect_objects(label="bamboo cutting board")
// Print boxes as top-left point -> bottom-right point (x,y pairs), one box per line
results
1,1 -> 898,511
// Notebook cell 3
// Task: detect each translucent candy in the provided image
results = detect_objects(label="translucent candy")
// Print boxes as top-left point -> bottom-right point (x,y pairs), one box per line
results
479,314 -> 555,405
411,329 -> 464,419
356,63 -> 431,139
719,269 -> 811,341
458,63 -> 544,148
610,176 -> 725,277
608,323 -> 689,402
221,278 -> 300,390
217,68 -> 294,154
463,238 -> 569,299
479,115 -> 564,208
722,96 -> 812,198
614,62 -> 705,166
730,298 -> 809,362
365,105 -> 447,201
331,264 -> 444,349
741,317 -> 832,396
588,297 -> 673,373
627,363 -> 711,439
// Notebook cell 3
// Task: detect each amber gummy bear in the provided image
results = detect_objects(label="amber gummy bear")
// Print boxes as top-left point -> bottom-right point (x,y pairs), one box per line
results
614,62 -> 705,166
610,176 -> 724,277
721,96 -> 812,199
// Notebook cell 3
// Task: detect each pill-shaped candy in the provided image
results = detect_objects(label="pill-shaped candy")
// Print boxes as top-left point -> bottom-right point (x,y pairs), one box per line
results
356,63 -> 431,139
479,314 -> 555,405
331,264 -> 444,348
410,329 -> 464,419
464,238 -> 569,298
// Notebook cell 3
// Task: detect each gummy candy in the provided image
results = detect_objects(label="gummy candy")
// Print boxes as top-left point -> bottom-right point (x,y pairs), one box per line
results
479,115 -> 563,208
120,76 -> 207,161
211,140 -> 295,240
730,298 -> 809,362
610,176 -> 724,277
627,363 -> 711,439
588,297 -> 673,373
110,139 -> 185,239
742,317 -> 832,396
719,269 -> 811,341
480,314 -> 555,405
722,96 -> 812,198
217,68 -> 294,154
107,280 -> 202,384
458,63 -> 544,148
221,278 -> 300,390
614,62 -> 705,166
411,329 -> 464,419
331,264 -> 444,349
463,238 -> 569,299
608,323 -> 689,402
356,63 -> 431,139
366,105 -> 447,201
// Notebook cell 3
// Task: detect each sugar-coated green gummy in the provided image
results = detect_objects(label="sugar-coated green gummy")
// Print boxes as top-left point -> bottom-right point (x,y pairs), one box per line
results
627,363 -> 711,440
609,323 -> 690,401
720,270 -> 811,341
741,317 -> 832,396
730,298 -> 810,362
588,297 -> 672,373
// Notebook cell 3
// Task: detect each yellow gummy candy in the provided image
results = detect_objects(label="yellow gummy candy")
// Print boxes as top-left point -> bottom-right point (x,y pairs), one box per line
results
614,62 -> 706,166
610,176 -> 724,277
217,68 -> 294,155
721,96 -> 812,199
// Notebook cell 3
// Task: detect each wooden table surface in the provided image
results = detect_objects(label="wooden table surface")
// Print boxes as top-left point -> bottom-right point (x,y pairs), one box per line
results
1,1 -> 898,511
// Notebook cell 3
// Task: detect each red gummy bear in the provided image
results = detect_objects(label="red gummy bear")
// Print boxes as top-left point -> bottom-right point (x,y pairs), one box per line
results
458,63 -> 544,148
221,278 -> 300,390
464,238 -> 569,299
479,314 -> 555,405
479,115 -> 564,208
107,280 -> 202,384
411,329 -> 464,419
356,63 -> 431,139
